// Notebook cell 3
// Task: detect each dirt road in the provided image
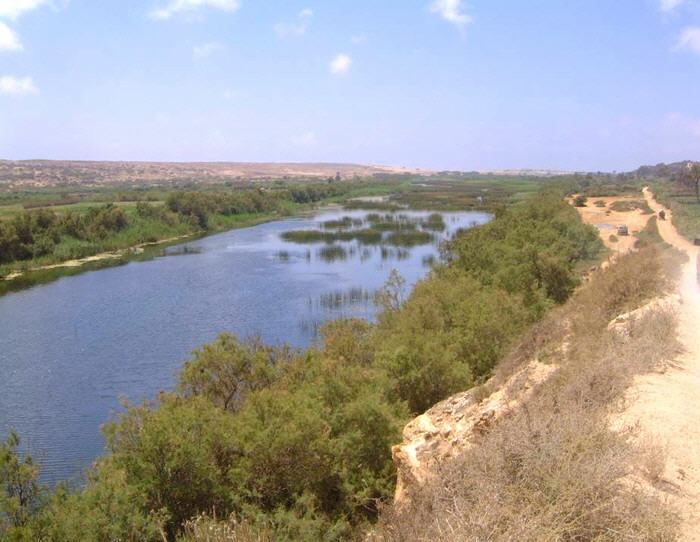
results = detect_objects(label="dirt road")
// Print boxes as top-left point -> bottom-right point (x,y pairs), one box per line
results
621,188 -> 700,539
570,195 -> 651,255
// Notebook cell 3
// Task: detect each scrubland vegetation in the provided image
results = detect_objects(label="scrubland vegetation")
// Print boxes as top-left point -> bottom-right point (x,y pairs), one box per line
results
376,244 -> 684,541
0,186 -> 609,541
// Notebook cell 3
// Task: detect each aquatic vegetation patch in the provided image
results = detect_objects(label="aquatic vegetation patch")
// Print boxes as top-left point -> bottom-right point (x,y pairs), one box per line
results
317,245 -> 349,262
385,230 -> 435,247
281,228 -> 382,245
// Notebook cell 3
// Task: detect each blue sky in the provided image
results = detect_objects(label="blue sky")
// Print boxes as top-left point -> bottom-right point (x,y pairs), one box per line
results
1,0 -> 700,171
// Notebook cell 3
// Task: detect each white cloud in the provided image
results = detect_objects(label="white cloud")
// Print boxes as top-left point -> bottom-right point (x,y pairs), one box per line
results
274,7 -> 312,37
0,0 -> 50,20
330,53 -> 351,75
675,26 -> 700,54
292,130 -> 317,147
0,75 -> 38,95
660,0 -> 686,12
430,0 -> 472,27
150,0 -> 240,20
0,21 -> 21,51
350,34 -> 367,45
193,41 -> 224,59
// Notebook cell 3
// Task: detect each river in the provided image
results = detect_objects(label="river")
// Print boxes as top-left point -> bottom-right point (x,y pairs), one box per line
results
0,207 -> 490,484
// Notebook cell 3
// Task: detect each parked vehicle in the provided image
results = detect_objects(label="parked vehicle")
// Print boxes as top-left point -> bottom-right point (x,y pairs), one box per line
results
617,225 -> 629,236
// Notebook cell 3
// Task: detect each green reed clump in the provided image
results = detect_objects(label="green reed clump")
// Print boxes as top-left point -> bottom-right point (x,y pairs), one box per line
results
385,231 -> 434,247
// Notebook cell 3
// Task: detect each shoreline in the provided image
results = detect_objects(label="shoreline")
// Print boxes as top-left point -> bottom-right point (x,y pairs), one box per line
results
0,214 -> 283,289
1,234 -> 196,281
0,202 -> 353,293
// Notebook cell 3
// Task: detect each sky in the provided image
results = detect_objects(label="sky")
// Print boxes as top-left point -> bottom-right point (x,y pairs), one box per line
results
1,0 -> 700,171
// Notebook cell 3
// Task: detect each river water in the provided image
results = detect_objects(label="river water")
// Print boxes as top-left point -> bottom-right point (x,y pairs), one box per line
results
0,208 -> 490,484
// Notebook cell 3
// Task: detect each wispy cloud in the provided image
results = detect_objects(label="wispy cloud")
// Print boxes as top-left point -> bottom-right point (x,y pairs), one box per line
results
659,0 -> 687,12
350,34 -> 367,45
0,75 -> 38,95
0,0 -> 51,20
330,53 -> 351,75
430,0 -> 472,27
150,0 -> 240,21
274,7 -> 313,37
291,130 -> 317,147
674,26 -> 700,54
665,112 -> 700,136
193,41 -> 224,59
0,21 -> 21,51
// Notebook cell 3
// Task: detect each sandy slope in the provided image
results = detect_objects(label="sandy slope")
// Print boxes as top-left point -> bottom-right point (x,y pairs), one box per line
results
619,188 -> 700,539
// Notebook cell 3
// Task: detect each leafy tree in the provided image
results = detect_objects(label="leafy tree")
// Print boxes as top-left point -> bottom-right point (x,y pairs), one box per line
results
0,432 -> 43,539
178,334 -> 290,412
377,274 -> 529,412
681,161 -> 700,202
102,395 -> 241,539
32,462 -> 166,542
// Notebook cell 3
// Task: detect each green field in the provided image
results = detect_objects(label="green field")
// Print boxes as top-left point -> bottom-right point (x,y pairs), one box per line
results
650,179 -> 700,240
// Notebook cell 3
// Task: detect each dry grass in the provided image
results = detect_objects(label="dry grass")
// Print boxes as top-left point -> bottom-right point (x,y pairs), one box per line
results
180,514 -> 272,542
375,246 -> 684,541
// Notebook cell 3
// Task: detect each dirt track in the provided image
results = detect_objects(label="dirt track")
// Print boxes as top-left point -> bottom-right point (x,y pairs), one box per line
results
570,195 -> 651,255
620,188 -> 700,539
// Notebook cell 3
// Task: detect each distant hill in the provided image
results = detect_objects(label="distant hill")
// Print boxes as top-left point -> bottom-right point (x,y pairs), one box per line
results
0,160 -> 430,189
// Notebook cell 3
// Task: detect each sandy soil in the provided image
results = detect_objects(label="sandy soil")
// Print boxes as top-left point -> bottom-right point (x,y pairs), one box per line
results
570,195 -> 652,255
614,188 -> 700,539
0,160 -> 430,189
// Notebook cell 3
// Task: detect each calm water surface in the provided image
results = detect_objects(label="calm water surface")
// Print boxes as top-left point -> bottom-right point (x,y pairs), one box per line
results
0,208 -> 490,484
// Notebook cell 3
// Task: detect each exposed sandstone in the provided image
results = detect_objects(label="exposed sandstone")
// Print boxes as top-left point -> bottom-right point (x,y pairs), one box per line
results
392,358 -> 557,503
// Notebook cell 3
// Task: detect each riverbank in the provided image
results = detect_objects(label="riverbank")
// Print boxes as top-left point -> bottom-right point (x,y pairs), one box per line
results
0,206 -> 327,294
0,215 -> 278,286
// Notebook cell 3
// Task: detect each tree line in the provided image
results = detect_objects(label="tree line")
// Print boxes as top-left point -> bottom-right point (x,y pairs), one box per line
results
0,183 -> 352,268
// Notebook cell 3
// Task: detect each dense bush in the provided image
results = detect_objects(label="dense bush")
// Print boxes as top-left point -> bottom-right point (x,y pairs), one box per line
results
0,205 -> 130,265
448,194 -> 600,311
376,274 -> 530,412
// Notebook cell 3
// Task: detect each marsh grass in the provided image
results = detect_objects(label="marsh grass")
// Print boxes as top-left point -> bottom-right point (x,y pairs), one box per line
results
281,228 -> 383,245
385,231 -> 434,247
317,245 -> 350,262
320,216 -> 363,230
421,213 -> 446,232
313,287 -> 375,309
